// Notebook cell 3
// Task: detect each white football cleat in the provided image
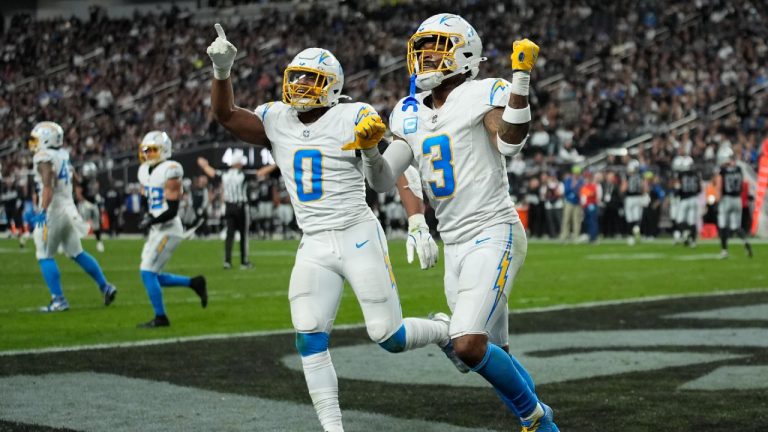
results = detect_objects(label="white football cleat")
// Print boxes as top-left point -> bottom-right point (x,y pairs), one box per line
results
40,297 -> 69,312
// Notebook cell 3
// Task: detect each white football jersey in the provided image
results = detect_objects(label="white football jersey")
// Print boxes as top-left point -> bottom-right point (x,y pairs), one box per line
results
253,101 -> 376,234
138,160 -> 184,219
390,78 -> 520,244
33,148 -> 74,211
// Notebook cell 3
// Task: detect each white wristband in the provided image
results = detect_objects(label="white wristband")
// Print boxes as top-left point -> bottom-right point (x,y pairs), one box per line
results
502,105 -> 531,124
408,213 -> 427,230
213,66 -> 231,80
496,134 -> 528,156
510,71 -> 530,96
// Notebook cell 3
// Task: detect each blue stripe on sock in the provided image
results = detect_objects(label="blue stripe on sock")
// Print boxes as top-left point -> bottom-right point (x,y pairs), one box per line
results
157,273 -> 191,287
472,343 -> 538,418
140,270 -> 166,317
295,332 -> 329,357
378,324 -> 407,353
73,252 -> 107,291
38,258 -> 63,298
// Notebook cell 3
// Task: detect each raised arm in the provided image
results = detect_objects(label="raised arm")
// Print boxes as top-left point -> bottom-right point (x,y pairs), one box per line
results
207,24 -> 268,147
484,39 -> 540,156
197,157 -> 217,178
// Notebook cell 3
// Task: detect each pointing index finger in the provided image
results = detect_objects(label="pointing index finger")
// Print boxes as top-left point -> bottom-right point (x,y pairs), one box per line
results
214,23 -> 226,40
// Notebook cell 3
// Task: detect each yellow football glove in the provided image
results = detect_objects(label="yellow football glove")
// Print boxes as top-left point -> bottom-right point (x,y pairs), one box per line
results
341,114 -> 386,151
511,39 -> 540,72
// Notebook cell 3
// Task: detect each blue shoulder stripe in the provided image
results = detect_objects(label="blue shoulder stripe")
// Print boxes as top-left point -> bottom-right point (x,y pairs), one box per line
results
261,102 -> 275,121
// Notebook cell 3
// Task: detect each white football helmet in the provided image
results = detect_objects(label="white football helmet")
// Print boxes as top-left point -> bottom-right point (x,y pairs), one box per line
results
716,146 -> 735,166
82,161 -> 98,178
282,48 -> 344,112
672,155 -> 694,172
626,159 -> 640,174
28,121 -> 64,153
139,131 -> 172,166
407,13 -> 485,90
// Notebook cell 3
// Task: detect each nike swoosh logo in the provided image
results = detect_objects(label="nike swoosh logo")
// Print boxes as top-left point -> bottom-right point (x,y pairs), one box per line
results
475,237 -> 491,245
355,240 -> 369,249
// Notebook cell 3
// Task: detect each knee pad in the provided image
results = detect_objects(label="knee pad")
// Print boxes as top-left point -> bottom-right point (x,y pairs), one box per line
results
377,324 -> 406,353
295,332 -> 329,357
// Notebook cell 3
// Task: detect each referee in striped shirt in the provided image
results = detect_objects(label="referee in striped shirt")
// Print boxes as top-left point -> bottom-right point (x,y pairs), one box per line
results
198,150 -> 252,269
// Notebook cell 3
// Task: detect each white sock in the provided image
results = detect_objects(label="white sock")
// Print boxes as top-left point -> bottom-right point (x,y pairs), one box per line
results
521,403 -> 545,423
301,351 -> 344,432
403,317 -> 449,350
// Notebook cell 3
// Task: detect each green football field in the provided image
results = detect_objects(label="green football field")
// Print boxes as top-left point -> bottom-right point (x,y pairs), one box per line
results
0,236 -> 764,352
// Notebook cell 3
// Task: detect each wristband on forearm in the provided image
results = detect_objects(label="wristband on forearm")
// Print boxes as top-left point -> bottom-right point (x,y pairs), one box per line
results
510,71 -> 531,96
148,199 -> 179,226
502,105 -> 532,124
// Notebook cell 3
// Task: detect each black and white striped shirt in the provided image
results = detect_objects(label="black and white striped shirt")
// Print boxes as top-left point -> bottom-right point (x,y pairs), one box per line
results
219,169 -> 247,203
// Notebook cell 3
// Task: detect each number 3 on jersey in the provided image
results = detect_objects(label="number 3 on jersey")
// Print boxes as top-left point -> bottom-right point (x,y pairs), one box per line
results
422,134 -> 455,198
294,149 -> 323,202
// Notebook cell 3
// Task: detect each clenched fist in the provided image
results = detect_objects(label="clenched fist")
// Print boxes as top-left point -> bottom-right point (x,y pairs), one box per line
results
341,114 -> 386,151
511,39 -> 539,73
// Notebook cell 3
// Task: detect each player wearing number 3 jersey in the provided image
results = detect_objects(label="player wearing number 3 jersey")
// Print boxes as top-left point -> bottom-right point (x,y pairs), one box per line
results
207,24 -> 449,432
362,13 -> 559,432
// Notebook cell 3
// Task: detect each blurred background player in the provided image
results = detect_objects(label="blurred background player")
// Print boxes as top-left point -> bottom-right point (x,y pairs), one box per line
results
622,159 -> 646,245
361,13 -> 558,432
207,24 -> 444,432
273,175 -> 295,239
189,175 -> 210,237
714,147 -> 753,259
2,171 -> 26,248
198,149 -> 253,269
137,131 -> 208,328
76,161 -> 105,252
28,121 -> 117,312
672,156 -> 701,247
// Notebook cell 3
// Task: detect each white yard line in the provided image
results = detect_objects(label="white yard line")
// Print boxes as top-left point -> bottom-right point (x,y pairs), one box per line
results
1,287 -> 765,357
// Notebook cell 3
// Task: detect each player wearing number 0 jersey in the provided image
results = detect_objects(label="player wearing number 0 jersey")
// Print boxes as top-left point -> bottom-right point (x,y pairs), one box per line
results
207,24 -> 448,432
136,131 -> 208,328
28,121 -> 117,312
360,13 -> 558,432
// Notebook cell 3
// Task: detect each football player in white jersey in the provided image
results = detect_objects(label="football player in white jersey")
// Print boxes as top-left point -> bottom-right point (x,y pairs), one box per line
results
136,131 -> 208,328
28,121 -> 117,312
356,13 -> 559,432
207,24 -> 447,432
